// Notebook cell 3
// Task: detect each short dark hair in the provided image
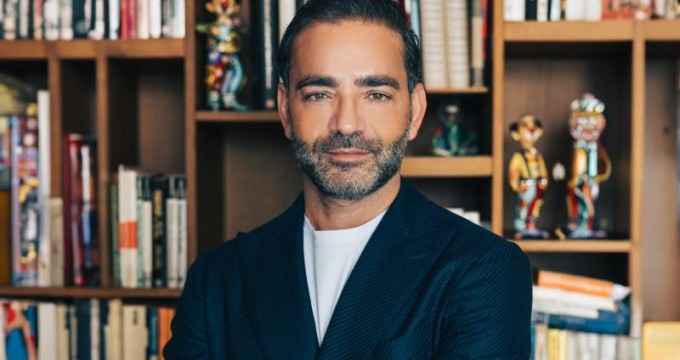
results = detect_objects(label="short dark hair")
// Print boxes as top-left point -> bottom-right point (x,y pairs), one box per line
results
277,0 -> 423,93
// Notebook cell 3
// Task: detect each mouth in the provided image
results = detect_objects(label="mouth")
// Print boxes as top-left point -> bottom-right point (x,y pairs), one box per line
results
326,148 -> 371,162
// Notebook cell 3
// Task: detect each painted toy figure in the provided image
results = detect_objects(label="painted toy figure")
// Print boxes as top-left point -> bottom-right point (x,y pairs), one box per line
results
508,113 -> 549,239
432,102 -> 478,156
567,93 -> 612,238
196,0 -> 248,111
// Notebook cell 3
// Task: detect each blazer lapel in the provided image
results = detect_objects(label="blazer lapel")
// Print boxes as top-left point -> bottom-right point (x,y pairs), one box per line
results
238,196 -> 319,360
316,181 -> 458,360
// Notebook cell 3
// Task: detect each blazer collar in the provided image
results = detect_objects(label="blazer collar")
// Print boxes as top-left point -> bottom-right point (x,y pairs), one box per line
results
238,179 -> 458,360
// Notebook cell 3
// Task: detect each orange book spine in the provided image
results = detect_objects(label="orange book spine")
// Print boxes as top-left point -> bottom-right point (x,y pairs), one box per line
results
537,270 -> 614,298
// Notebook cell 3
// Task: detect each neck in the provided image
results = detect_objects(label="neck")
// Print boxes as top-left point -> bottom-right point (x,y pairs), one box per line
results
303,175 -> 400,230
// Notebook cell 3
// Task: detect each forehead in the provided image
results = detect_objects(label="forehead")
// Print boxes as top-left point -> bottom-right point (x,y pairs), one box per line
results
519,117 -> 536,127
290,20 -> 406,81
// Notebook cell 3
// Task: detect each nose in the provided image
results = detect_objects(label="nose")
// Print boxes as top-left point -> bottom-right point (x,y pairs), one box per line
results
329,97 -> 365,135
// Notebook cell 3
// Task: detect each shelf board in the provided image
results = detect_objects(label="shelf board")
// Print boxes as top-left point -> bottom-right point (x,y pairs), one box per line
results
426,87 -> 489,95
504,20 -> 634,42
0,287 -> 182,299
401,156 -> 493,177
196,110 -> 280,123
642,20 -> 680,41
513,240 -> 632,253
0,39 -> 185,60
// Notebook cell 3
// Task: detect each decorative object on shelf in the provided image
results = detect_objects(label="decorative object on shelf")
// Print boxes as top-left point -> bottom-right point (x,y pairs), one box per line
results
508,113 -> 549,239
196,0 -> 249,111
432,101 -> 478,156
566,93 -> 612,239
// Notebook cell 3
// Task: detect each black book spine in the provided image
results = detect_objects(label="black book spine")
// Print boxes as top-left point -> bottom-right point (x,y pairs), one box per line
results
251,0 -> 279,110
525,0 -> 538,20
151,175 -> 168,288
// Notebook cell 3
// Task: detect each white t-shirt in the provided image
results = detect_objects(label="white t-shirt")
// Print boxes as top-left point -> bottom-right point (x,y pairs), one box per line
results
303,211 -> 387,345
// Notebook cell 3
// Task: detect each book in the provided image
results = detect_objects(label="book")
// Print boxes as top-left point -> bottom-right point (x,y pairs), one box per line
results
251,0 -> 279,110
10,114 -> 42,286
643,322 -> 680,359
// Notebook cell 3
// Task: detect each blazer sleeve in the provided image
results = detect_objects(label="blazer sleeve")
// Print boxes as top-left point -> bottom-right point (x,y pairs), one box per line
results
435,240 -> 533,360
163,253 -> 211,359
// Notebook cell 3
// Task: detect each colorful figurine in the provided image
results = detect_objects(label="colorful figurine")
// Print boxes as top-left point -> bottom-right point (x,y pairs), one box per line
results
432,101 -> 478,156
508,113 -> 549,239
196,0 -> 248,111
566,93 -> 612,238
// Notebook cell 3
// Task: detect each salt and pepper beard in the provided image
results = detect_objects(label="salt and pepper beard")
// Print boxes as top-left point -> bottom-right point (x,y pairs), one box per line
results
288,110 -> 411,201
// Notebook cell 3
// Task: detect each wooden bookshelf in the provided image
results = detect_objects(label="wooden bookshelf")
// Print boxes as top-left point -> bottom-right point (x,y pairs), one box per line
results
504,20 -> 634,42
514,240 -> 632,253
0,0 -> 678,334
0,287 -> 182,299
196,110 -> 280,123
0,39 -> 185,60
400,156 -> 493,177
426,87 -> 489,95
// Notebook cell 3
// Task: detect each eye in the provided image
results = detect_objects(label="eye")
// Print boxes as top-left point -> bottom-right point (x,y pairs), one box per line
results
304,93 -> 330,101
367,92 -> 391,102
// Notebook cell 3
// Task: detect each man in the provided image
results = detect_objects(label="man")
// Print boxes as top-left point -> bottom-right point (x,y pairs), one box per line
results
164,0 -> 532,358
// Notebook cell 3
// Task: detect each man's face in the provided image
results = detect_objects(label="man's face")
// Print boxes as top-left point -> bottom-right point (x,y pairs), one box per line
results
278,20 -> 424,200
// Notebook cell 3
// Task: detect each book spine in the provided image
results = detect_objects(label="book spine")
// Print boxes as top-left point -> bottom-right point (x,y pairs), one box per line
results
151,175 -> 167,288
165,176 -> 178,288
538,270 -> 618,299
137,0 -> 148,38
109,0 -> 119,39
148,0 -> 160,38
80,139 -> 99,286
11,116 -> 41,286
176,176 -> 186,288
44,0 -> 59,39
37,91 -> 51,287
142,178 -> 153,288
147,307 -> 159,360
60,0 -> 73,39
110,178 -> 120,287
33,0 -> 43,39
470,0 -> 483,87
420,0 -> 447,88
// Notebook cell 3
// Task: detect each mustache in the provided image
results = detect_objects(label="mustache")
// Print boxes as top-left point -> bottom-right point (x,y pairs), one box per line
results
315,132 -> 383,154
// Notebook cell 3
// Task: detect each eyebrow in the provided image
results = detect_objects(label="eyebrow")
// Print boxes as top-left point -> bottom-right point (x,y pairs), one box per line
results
355,75 -> 400,90
294,75 -> 401,91
295,76 -> 338,90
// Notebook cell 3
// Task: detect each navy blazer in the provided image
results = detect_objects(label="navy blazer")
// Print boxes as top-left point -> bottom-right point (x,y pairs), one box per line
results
164,180 -> 532,359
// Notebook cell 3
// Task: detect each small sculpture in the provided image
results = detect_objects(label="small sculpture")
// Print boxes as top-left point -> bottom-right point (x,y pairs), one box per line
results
196,0 -> 248,111
508,113 -> 549,239
566,93 -> 611,238
432,102 -> 478,156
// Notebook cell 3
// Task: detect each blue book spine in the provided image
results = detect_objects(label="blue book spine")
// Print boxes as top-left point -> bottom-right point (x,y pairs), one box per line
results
147,307 -> 159,360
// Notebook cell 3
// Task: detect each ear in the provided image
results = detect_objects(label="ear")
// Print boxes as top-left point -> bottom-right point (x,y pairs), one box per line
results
205,3 -> 215,13
278,83 -> 292,139
511,131 -> 521,142
407,83 -> 427,141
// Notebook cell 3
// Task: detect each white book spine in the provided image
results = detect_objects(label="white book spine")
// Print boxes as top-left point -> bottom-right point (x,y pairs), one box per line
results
172,0 -> 184,38
4,0 -> 17,40
504,0 -> 526,21
18,0 -> 28,38
137,196 -> 145,287
166,197 -> 179,288
549,0 -> 561,21
565,0 -> 586,20
143,200 -> 153,288
123,306 -> 148,359
446,0 -> 469,88
137,0 -> 149,38
420,0 -> 447,88
177,196 -> 187,288
600,335 -> 617,360
38,303 -> 58,358
149,0 -> 161,38
44,0 -> 61,39
109,0 -> 119,39
279,0 -> 295,42
127,170 -> 139,288
533,286 -> 616,311
537,0 -> 549,21
37,90 -> 51,287
106,299 -> 123,360
60,0 -> 73,39
584,0 -> 602,21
